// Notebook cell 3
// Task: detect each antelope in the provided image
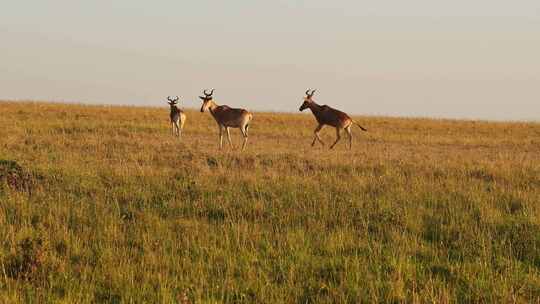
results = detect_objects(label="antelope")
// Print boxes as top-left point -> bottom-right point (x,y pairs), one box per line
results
199,89 -> 253,151
166,96 -> 186,138
299,89 -> 367,149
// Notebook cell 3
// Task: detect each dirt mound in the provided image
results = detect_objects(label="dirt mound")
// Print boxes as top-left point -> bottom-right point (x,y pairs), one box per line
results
0,160 -> 40,193
4,237 -> 45,281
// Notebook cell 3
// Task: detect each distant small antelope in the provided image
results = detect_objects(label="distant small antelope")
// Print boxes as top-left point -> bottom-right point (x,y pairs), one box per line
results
199,89 -> 253,150
299,89 -> 367,149
167,96 -> 186,138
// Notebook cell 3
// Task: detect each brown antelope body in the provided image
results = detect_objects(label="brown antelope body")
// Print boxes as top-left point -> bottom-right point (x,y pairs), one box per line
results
299,89 -> 367,149
167,96 -> 186,138
199,89 -> 253,150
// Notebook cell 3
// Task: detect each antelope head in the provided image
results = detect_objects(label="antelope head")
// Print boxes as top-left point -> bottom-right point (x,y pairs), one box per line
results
167,96 -> 179,107
199,89 -> 215,112
299,89 -> 316,111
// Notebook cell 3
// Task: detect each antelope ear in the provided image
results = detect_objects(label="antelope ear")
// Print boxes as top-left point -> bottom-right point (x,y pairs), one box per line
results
199,96 -> 205,100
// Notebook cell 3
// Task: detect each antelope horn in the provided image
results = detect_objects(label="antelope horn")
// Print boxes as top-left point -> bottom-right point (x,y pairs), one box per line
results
167,96 -> 179,103
167,96 -> 179,104
204,89 -> 214,97
306,89 -> 316,97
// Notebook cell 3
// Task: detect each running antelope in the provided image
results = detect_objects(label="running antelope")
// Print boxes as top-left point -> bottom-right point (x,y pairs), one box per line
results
299,89 -> 367,149
167,96 -> 186,138
199,89 -> 253,150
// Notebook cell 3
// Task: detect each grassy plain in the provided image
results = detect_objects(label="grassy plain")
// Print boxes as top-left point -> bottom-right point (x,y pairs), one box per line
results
0,101 -> 539,303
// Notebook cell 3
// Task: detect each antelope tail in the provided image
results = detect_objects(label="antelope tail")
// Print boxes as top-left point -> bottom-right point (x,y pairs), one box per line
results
353,121 -> 367,132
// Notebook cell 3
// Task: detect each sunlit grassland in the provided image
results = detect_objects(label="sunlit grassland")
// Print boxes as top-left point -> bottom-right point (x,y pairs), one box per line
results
1,101 -> 539,303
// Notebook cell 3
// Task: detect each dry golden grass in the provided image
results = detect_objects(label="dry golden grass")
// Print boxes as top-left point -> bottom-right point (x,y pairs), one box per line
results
1,101 -> 539,303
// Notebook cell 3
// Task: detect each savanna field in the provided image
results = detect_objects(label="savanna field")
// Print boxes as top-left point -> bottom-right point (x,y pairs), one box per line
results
1,101 -> 540,303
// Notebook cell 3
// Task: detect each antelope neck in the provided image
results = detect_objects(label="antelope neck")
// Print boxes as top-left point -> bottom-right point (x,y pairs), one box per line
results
307,101 -> 323,114
207,100 -> 219,115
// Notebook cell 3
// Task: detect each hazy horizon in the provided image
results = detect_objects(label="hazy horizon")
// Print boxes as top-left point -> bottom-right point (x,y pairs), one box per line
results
2,1 -> 539,121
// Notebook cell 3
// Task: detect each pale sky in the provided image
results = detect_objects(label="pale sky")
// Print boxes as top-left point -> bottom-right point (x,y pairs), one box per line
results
1,1 -> 539,120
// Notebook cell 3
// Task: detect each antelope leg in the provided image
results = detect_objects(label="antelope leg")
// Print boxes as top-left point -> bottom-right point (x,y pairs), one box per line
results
176,122 -> 181,138
313,124 -> 325,146
241,125 -> 248,151
226,127 -> 234,149
345,125 -> 352,149
219,126 -> 224,149
330,128 -> 342,149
